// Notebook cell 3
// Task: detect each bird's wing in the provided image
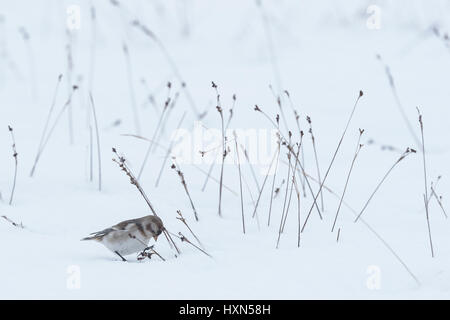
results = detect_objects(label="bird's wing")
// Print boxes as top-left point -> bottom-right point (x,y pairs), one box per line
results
81,227 -> 116,241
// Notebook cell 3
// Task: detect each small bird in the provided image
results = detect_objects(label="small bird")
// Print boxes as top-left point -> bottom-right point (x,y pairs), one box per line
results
81,215 -> 164,261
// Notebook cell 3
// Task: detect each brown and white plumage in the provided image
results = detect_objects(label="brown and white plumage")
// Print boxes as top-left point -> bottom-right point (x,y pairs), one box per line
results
81,215 -> 164,261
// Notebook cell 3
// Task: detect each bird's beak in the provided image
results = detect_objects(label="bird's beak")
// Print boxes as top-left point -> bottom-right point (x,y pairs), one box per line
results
153,235 -> 159,242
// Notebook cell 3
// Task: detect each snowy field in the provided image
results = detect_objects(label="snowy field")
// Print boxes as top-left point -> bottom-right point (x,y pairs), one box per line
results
0,0 -> 450,299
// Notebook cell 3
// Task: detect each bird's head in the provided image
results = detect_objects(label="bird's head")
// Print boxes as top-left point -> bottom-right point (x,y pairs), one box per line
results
146,215 -> 164,241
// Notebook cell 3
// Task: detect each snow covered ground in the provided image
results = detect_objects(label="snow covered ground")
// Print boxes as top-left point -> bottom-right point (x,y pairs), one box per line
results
0,0 -> 450,299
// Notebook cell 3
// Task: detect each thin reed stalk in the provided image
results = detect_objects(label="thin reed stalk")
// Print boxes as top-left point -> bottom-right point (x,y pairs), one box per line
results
354,148 -> 416,223
302,90 -> 364,232
331,129 -> 364,232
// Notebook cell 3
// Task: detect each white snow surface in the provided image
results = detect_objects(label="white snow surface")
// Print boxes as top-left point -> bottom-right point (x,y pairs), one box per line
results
0,0 -> 450,299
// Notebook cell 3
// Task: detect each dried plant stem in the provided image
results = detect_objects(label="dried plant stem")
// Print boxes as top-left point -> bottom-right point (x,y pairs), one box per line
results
269,87 -> 289,135
257,0 -> 282,93
217,136 -> 225,217
234,131 -> 245,234
307,116 -> 324,211
88,5 -> 96,96
201,93 -> 235,193
123,43 -> 141,135
177,210 -> 204,249
138,82 -> 172,180
293,176 -> 301,247
201,162 -> 216,192
128,16 -> 200,117
354,148 -> 416,223
89,93 -> 102,191
254,105 -> 322,219
277,139 -> 302,249
193,164 -> 238,197
377,55 -> 421,148
267,141 -> 281,226
30,74 -> 62,177
30,85 -> 78,177
430,185 -> 447,219
170,231 -> 212,258
156,91 -> 180,141
172,162 -> 199,221
66,31 -> 74,145
281,137 -> 303,234
302,91 -> 364,233
8,126 -> 18,205
240,144 -> 261,192
129,234 -> 166,261
285,91 -> 306,197
214,82 -> 227,217
252,142 -> 280,219
1,215 -> 24,229
277,134 -> 292,237
155,112 -> 186,187
417,109 -> 434,257
331,129 -> 364,232
89,125 -> 93,181
112,148 -> 180,255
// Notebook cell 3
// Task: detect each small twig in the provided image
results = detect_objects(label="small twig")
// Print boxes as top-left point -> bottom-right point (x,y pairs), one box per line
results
89,93 -> 102,191
377,54 -> 421,148
273,180 -> 285,199
173,231 -> 212,258
257,0 -> 282,94
155,90 -> 181,144
254,105 -> 322,219
284,90 -> 306,196
331,129 -> 364,232
281,136 -> 303,234
278,132 -> 292,237
307,116 -> 324,211
252,135 -> 281,219
122,43 -> 141,135
214,81 -> 227,217
30,85 -> 78,177
155,112 -> 186,187
65,31 -> 74,145
302,90 -> 364,232
176,210 -> 204,248
234,131 -> 245,234
1,215 -> 24,229
277,137 -> 302,249
417,108 -> 434,257
267,140 -> 281,226
193,164 -> 238,197
126,11 -> 200,117
292,175 -> 301,247
240,144 -> 261,192
8,126 -> 18,205
430,185 -> 447,219
138,82 -> 172,180
171,162 -> 199,221
128,234 -> 166,261
354,147 -> 416,223
30,74 -> 62,177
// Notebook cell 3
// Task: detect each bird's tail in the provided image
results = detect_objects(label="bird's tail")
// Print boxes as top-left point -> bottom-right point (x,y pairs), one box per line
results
80,235 -> 101,241
81,228 -> 112,241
